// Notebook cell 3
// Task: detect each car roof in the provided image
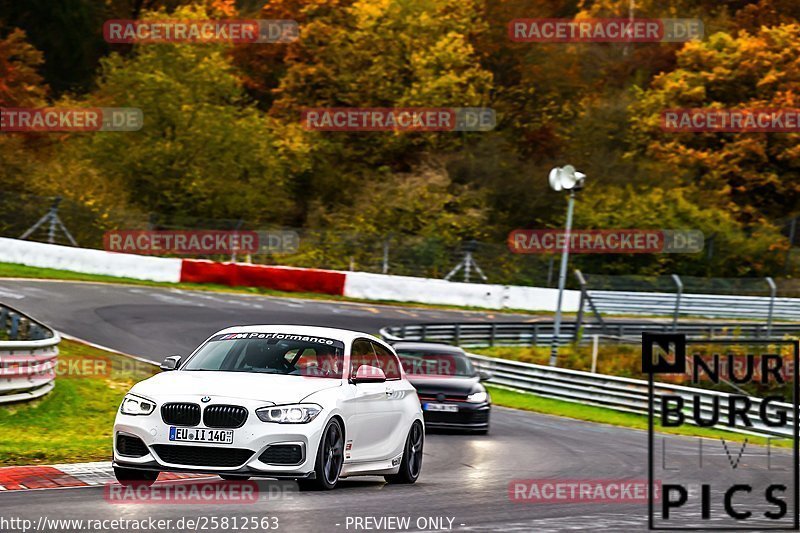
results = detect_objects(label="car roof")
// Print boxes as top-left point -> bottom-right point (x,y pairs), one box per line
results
212,324 -> 386,346
390,342 -> 466,354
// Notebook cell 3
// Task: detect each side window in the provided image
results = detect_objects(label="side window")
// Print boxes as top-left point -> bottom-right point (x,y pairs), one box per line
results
350,339 -> 377,376
371,342 -> 401,380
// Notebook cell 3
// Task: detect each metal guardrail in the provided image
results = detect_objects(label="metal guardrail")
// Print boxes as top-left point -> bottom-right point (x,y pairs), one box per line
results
575,270 -> 800,328
465,352 -> 794,439
0,304 -> 59,404
380,321 -> 800,348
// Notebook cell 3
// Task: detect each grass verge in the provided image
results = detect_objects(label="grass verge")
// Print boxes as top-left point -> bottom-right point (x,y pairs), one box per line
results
486,385 -> 791,448
474,345 -> 644,378
0,340 -> 158,466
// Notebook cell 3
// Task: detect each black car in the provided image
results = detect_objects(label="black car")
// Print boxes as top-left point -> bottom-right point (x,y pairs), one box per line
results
393,342 -> 491,434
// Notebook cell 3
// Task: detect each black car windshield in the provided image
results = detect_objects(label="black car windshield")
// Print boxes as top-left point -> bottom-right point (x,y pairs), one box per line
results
396,350 -> 476,377
183,335 -> 344,378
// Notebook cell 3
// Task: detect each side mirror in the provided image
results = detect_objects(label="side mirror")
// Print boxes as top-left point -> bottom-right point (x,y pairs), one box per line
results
160,355 -> 181,371
478,370 -> 493,381
352,364 -> 386,384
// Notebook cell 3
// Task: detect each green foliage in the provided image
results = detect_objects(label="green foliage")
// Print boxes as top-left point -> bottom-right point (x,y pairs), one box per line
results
571,186 -> 787,276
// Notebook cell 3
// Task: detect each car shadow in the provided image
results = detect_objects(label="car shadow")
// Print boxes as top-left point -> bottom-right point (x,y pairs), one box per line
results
424,428 -> 489,436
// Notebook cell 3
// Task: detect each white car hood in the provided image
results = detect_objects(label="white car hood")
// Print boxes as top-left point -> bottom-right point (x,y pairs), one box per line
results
130,370 -> 341,404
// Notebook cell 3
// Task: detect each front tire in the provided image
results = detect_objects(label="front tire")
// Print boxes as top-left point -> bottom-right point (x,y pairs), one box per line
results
298,418 -> 344,491
385,421 -> 423,484
114,466 -> 159,486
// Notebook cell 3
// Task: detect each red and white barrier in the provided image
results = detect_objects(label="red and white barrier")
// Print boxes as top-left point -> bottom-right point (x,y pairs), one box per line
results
0,237 -> 182,283
181,259 -> 346,296
0,238 -> 578,312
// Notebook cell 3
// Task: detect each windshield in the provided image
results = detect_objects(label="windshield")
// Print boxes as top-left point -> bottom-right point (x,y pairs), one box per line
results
183,334 -> 344,379
396,350 -> 476,377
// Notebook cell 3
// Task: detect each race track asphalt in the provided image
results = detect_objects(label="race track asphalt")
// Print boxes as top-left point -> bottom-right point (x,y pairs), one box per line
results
0,279 -> 795,532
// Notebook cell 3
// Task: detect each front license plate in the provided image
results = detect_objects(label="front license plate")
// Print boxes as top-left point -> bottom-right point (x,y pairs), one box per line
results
169,427 -> 234,444
424,403 -> 458,413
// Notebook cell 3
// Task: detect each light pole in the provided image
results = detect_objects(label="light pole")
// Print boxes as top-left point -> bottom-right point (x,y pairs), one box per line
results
548,165 -> 586,367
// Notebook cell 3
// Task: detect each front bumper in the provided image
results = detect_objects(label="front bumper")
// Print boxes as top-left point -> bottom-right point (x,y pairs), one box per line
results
421,402 -> 490,430
111,459 -> 317,479
113,396 -> 326,477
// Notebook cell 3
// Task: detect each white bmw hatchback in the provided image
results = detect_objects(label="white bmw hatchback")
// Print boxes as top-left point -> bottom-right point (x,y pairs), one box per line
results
113,325 -> 424,490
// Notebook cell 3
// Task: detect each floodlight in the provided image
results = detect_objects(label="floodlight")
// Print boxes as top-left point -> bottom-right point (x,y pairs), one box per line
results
548,165 -> 586,192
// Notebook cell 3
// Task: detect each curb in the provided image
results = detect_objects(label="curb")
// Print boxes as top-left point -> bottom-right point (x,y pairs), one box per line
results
0,461 -> 210,491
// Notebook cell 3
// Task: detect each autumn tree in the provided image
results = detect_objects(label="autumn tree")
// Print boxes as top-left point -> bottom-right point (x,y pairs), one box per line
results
0,29 -> 50,192
630,25 -> 800,221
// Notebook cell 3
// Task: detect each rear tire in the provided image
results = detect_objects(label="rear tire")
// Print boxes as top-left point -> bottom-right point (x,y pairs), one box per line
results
298,418 -> 344,491
114,466 -> 159,486
220,474 -> 251,480
385,421 -> 423,484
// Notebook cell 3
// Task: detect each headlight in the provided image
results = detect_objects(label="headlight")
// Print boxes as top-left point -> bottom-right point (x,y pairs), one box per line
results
120,394 -> 156,415
466,391 -> 488,403
256,404 -> 322,424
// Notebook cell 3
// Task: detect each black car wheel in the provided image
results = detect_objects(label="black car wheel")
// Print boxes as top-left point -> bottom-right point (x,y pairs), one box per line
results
385,421 -> 423,484
299,418 -> 344,490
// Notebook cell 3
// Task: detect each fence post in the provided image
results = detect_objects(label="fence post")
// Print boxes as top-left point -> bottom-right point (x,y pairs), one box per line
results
382,239 -> 390,275
421,324 -> 427,342
591,335 -> 599,373
766,277 -> 777,338
230,218 -> 243,263
490,323 -> 496,347
671,274 -> 683,332
454,324 -> 461,346
574,270 -> 586,341
532,324 -> 539,346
